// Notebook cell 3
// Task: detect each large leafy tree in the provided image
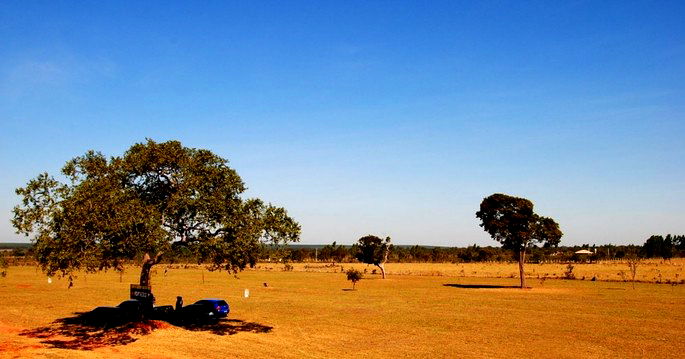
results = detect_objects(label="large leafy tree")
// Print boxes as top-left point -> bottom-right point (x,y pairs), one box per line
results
475,193 -> 562,288
354,235 -> 392,279
12,140 -> 300,287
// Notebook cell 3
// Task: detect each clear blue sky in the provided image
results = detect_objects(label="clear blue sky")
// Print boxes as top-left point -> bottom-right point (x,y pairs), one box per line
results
1,1 -> 684,246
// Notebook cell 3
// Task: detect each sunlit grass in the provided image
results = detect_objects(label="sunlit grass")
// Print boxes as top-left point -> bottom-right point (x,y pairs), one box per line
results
275,259 -> 685,283
1,263 -> 684,358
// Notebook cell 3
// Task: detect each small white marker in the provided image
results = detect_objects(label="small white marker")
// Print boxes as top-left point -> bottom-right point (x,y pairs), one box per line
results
244,288 -> 250,298
47,277 -> 52,284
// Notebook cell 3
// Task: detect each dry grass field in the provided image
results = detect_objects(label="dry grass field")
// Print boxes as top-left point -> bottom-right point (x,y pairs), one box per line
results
270,259 -> 685,284
1,262 -> 684,358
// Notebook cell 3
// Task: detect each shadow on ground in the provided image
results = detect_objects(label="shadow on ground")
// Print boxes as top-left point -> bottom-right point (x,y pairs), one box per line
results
182,319 -> 272,336
443,284 -> 527,289
20,312 -> 273,350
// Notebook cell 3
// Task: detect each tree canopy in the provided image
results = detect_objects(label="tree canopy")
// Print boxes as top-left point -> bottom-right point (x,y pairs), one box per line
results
12,140 -> 300,286
354,235 -> 392,279
345,268 -> 363,290
641,235 -> 675,259
475,193 -> 562,288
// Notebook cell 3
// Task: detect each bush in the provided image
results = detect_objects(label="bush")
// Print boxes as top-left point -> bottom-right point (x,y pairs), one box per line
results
346,268 -> 363,290
563,264 -> 575,280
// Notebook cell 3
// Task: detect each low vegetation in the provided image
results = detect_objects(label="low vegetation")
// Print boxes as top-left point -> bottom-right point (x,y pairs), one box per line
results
345,268 -> 363,290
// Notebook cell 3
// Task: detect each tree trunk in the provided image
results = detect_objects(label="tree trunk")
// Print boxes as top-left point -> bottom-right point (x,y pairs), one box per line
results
377,263 -> 386,279
139,253 -> 161,287
518,249 -> 527,289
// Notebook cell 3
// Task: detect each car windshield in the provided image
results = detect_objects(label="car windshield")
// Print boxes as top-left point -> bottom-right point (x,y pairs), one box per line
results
197,300 -> 227,306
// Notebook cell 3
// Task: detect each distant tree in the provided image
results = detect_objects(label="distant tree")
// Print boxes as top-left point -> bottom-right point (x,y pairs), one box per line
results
0,252 -> 7,278
675,235 -> 685,250
319,241 -> 350,262
11,248 -> 26,257
346,268 -> 363,290
354,235 -> 392,279
12,140 -> 300,287
626,256 -> 641,289
288,248 -> 311,262
476,193 -> 562,288
409,245 -> 429,262
642,235 -> 674,259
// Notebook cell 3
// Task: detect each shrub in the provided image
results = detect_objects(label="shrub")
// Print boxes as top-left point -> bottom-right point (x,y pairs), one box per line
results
627,257 -> 640,289
346,268 -> 363,290
0,252 -> 8,278
563,264 -> 575,280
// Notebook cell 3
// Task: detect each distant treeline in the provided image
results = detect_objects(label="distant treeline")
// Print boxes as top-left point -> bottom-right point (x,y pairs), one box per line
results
2,234 -> 684,264
277,235 -> 685,263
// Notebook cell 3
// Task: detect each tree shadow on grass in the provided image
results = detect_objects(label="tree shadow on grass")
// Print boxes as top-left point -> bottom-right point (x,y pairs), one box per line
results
180,319 -> 272,336
20,311 -> 272,350
19,312 -> 161,350
443,284 -> 527,289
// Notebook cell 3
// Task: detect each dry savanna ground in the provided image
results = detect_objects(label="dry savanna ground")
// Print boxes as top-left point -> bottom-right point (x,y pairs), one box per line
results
266,259 -> 685,284
1,261 -> 684,358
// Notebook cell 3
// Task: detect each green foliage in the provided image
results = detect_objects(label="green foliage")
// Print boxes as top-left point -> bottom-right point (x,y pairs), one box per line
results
345,268 -> 363,289
354,235 -> 392,266
476,193 -> 562,288
353,235 -> 392,278
475,193 -> 562,251
236,242 -> 685,264
319,241 -> 351,262
12,139 -> 300,284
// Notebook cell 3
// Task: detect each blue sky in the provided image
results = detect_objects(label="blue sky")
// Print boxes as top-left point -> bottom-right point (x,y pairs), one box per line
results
1,1 -> 684,246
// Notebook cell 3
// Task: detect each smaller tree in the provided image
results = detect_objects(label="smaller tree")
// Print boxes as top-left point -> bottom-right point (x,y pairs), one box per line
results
346,268 -> 363,290
0,252 -> 8,278
627,256 -> 640,289
354,235 -> 392,279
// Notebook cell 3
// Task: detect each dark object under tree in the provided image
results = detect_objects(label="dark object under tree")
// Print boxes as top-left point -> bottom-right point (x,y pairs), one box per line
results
475,193 -> 562,288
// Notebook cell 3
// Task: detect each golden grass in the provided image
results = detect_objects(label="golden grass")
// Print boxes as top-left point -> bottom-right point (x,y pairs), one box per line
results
266,259 -> 685,283
1,263 -> 684,358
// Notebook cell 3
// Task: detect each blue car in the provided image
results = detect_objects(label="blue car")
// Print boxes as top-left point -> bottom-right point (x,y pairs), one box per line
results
180,299 -> 230,322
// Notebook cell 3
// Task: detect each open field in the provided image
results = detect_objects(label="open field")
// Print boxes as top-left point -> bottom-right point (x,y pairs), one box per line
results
265,259 -> 685,284
1,263 -> 684,358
